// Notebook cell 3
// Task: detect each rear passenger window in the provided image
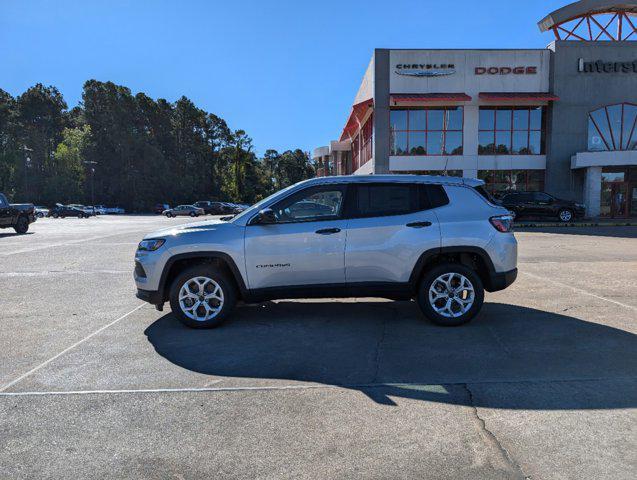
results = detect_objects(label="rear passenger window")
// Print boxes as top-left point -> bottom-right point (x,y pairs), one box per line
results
424,184 -> 450,208
350,183 -> 447,218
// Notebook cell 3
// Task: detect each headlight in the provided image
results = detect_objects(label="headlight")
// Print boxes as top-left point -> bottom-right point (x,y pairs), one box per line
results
575,203 -> 585,208
138,239 -> 165,251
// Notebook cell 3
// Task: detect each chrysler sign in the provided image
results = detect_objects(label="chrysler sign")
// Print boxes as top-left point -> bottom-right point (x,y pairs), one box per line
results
395,63 -> 456,77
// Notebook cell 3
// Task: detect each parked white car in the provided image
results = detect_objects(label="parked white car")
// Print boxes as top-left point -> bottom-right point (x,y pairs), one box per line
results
34,206 -> 49,218
92,205 -> 108,215
104,206 -> 125,214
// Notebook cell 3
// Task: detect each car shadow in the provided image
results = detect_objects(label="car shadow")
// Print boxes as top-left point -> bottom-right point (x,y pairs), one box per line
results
144,301 -> 637,410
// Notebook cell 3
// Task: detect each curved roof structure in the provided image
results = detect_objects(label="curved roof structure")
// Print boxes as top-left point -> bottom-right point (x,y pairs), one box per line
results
538,0 -> 637,41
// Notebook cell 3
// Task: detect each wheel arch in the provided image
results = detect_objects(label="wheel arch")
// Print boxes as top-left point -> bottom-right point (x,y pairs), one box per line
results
409,246 -> 496,290
159,252 -> 248,302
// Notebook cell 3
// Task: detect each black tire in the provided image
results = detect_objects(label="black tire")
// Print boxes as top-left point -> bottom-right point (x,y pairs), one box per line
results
51,212 -> 59,219
169,265 -> 237,329
14,216 -> 29,234
166,212 -> 172,218
416,263 -> 484,327
60,215 -> 66,219
558,209 -> 574,223
189,211 -> 196,217
36,212 -> 43,218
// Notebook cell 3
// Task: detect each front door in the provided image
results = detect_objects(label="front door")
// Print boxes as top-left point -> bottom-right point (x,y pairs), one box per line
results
631,186 -> 637,218
244,184 -> 348,290
602,182 -> 628,218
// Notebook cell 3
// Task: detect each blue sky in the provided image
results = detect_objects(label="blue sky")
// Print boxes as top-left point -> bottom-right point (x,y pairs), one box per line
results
1,0 -> 566,155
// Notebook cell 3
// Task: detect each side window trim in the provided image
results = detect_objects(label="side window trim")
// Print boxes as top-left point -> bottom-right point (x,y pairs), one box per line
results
347,182 -> 440,220
251,184 -> 349,225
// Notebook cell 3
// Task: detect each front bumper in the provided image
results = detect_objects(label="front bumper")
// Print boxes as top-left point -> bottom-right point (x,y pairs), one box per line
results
485,268 -> 518,292
136,288 -> 163,305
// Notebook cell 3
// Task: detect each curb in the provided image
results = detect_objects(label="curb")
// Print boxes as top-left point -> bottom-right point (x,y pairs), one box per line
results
515,221 -> 637,228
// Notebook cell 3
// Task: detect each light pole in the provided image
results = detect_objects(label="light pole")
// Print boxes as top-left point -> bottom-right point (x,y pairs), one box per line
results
83,161 -> 98,205
22,146 -> 33,200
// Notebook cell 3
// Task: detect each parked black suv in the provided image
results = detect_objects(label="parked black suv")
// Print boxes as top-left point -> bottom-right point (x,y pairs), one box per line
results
500,192 -> 585,222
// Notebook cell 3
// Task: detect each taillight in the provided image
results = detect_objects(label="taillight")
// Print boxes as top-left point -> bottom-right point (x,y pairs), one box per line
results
489,215 -> 514,233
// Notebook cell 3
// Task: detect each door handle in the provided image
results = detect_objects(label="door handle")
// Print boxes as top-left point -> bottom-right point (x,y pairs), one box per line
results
406,221 -> 432,228
315,228 -> 341,235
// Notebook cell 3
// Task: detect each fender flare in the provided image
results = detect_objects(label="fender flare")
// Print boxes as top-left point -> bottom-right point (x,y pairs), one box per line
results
409,246 -> 496,286
158,251 -> 248,301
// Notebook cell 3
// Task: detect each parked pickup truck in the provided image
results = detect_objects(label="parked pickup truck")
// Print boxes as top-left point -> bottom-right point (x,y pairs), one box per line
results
0,193 -> 36,234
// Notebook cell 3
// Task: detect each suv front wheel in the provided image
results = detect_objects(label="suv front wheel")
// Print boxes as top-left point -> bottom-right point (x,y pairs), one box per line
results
169,265 -> 237,328
416,264 -> 484,327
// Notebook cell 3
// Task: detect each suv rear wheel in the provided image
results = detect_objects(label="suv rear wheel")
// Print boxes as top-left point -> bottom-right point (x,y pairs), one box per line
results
169,265 -> 237,328
558,209 -> 574,223
416,263 -> 484,326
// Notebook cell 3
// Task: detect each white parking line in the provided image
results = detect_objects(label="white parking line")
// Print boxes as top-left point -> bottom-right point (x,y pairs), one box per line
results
521,271 -> 637,311
0,230 -> 144,256
0,304 -> 146,393
0,377 -> 633,397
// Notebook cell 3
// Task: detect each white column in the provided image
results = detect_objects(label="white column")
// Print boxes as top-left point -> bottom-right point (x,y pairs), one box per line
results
463,168 -> 478,179
583,166 -> 602,218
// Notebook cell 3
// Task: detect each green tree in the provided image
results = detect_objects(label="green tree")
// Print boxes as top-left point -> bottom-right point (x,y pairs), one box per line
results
14,84 -> 68,202
0,89 -> 18,195
46,126 -> 88,203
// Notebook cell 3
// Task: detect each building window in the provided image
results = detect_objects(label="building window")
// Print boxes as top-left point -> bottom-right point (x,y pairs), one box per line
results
352,135 -> 360,172
390,107 -> 463,156
588,103 -> 637,152
478,170 -> 545,198
351,115 -> 373,172
478,107 -> 545,155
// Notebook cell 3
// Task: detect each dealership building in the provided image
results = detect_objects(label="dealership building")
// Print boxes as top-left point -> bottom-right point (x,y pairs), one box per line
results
312,0 -> 637,217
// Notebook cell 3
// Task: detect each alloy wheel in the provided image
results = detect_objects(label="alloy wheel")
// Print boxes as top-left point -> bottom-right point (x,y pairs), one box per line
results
178,276 -> 224,322
428,273 -> 475,318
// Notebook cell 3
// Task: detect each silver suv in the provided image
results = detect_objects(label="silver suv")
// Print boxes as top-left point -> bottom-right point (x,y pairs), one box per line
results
134,175 -> 517,328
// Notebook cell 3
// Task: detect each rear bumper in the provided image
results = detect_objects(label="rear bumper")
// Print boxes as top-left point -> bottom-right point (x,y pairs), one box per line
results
136,288 -> 163,305
485,268 -> 517,292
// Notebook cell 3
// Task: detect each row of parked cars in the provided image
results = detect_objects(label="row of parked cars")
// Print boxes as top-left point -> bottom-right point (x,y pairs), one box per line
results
155,201 -> 249,218
35,204 -> 126,218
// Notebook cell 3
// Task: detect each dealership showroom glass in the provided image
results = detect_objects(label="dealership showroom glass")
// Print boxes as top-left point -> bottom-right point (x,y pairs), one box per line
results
313,0 -> 637,218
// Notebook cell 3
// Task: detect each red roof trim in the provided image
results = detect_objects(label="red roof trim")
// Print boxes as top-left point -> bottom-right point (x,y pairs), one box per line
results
390,93 -> 472,104
479,92 -> 560,101
339,98 -> 374,142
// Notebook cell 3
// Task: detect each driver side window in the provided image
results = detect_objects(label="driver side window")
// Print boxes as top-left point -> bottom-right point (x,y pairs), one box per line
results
271,186 -> 345,223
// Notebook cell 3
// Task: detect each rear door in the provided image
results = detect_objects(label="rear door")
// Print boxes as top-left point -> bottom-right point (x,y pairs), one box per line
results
244,184 -> 348,289
344,182 -> 442,284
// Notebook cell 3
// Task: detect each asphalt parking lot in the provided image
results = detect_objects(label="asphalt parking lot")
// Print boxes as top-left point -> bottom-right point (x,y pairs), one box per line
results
1,215 -> 636,480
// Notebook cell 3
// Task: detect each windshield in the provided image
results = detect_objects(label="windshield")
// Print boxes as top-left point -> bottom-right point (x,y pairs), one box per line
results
231,183 -> 300,223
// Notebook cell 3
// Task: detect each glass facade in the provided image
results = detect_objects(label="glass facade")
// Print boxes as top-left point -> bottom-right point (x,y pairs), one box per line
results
588,103 -> 637,151
478,107 -> 545,155
395,170 -> 463,177
390,107 -> 464,156
478,170 -> 545,198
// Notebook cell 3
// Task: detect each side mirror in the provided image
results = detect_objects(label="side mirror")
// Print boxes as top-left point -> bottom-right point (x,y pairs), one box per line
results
257,208 -> 277,224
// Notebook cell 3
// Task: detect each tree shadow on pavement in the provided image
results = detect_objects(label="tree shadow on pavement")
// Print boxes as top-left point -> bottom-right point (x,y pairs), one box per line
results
144,301 -> 637,410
